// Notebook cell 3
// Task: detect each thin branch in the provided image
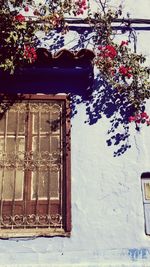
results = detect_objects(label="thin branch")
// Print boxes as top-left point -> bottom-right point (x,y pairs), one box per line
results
99,0 -> 107,14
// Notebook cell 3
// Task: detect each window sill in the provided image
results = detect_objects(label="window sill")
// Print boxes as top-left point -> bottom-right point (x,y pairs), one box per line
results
0,228 -> 71,239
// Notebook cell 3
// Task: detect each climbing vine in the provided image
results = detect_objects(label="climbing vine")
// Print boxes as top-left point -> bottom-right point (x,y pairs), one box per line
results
0,0 -> 150,127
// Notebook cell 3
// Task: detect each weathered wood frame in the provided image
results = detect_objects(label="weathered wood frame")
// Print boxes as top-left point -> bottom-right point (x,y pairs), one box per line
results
0,94 -> 71,239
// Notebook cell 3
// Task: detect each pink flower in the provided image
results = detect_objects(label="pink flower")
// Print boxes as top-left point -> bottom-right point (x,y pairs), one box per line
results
14,14 -> 25,22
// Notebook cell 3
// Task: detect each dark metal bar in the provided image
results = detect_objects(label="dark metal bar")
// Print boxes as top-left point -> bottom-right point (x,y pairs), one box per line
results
20,17 -> 150,25
19,17 -> 150,33
69,25 -> 150,31
113,18 -> 150,25
64,97 -> 71,232
60,103 -> 63,229
11,111 -> 19,228
35,107 -> 40,226
0,113 -> 7,227
47,108 -> 51,227
23,103 -> 31,228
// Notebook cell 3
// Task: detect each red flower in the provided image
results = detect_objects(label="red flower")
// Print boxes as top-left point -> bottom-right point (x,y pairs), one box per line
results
98,45 -> 117,59
75,0 -> 87,15
128,114 -> 141,123
24,6 -> 29,12
106,45 -> 117,58
98,46 -> 102,50
120,41 -> 128,46
119,65 -> 132,78
14,14 -> 25,22
128,116 -> 135,122
24,45 -> 37,63
141,112 -> 149,119
119,66 -> 127,75
129,112 -> 150,125
147,120 -> 150,126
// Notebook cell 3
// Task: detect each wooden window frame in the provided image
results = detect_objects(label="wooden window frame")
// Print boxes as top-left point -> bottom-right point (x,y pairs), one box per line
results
0,94 -> 71,238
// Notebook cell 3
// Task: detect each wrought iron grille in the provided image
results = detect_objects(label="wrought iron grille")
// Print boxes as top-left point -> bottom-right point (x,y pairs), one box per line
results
0,98 -> 66,232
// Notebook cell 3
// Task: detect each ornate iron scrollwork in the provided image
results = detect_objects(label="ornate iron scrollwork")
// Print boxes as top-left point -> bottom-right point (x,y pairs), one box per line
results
0,151 -> 61,171
0,214 -> 62,228
5,103 -> 62,113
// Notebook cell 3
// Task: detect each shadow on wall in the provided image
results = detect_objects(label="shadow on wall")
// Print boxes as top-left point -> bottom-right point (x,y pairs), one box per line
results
0,27 -> 141,157
0,71 -> 139,157
71,73 -> 142,157
37,28 -> 147,157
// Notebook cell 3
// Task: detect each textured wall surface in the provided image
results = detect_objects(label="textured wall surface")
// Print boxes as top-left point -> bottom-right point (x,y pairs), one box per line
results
0,0 -> 150,266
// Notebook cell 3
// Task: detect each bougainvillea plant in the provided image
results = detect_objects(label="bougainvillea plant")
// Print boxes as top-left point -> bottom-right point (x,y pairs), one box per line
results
0,0 -> 150,128
0,0 -> 72,73
90,3 -> 150,128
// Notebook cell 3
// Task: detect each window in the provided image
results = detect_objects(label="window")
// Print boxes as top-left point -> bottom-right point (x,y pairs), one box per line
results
141,173 -> 150,235
0,94 -> 71,238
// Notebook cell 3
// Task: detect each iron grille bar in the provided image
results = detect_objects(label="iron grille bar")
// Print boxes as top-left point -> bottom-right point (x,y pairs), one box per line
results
0,113 -> 7,227
35,107 -> 40,225
11,111 -> 19,228
23,104 -> 30,229
47,110 -> 51,227
60,104 -> 63,229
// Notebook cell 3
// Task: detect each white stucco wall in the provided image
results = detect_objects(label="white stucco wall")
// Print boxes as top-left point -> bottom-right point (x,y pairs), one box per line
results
0,1 -> 150,266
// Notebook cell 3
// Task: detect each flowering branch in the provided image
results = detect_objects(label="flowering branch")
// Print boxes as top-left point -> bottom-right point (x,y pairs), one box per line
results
0,0 -> 150,129
91,1 -> 150,126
